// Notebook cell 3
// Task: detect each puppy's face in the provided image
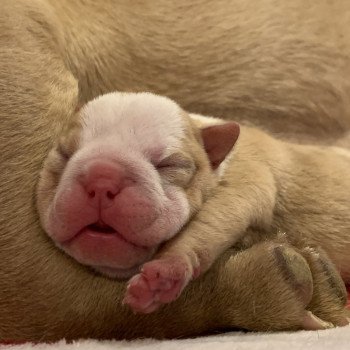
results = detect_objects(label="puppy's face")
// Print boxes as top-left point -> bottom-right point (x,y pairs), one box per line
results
37,92 -> 238,278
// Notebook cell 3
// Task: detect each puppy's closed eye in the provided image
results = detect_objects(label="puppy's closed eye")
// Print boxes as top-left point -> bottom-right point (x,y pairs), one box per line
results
156,153 -> 196,187
55,123 -> 80,161
157,153 -> 194,170
56,142 -> 71,161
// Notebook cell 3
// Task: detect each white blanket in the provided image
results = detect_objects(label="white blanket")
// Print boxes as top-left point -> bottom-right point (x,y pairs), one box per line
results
2,327 -> 350,350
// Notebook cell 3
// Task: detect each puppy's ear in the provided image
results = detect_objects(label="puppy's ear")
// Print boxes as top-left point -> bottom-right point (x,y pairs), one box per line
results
201,122 -> 240,169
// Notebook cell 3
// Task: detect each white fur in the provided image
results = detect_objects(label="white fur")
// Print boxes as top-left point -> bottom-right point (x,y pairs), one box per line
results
81,92 -> 185,159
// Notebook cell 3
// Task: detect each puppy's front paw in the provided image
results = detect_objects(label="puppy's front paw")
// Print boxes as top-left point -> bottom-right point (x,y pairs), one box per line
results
123,256 -> 193,313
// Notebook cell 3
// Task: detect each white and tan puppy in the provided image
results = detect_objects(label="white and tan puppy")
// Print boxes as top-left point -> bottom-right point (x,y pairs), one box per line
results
37,92 -> 350,314
37,92 -> 225,279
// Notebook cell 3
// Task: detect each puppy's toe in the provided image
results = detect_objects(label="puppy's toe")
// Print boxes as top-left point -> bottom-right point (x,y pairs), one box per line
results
299,246 -> 348,326
273,245 -> 313,307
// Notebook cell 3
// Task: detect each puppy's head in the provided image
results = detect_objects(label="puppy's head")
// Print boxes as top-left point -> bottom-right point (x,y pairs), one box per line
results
36,92 -> 239,278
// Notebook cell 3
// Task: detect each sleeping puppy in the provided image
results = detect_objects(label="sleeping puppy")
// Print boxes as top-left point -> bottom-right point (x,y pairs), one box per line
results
37,92 -> 350,314
37,92 -> 221,279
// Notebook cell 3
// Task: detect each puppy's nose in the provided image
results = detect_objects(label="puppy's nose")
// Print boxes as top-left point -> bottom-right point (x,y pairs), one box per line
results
86,178 -> 120,208
81,160 -> 126,209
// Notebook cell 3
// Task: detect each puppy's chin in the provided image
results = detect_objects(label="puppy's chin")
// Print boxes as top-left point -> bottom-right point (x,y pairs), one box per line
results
55,235 -> 158,280
60,242 -> 156,280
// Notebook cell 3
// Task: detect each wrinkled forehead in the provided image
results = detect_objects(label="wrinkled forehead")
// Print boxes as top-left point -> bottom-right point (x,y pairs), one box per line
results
79,92 -> 185,156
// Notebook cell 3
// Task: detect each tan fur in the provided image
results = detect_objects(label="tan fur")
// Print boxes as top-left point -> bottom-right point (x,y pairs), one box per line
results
169,111 -> 350,316
2,0 -> 350,341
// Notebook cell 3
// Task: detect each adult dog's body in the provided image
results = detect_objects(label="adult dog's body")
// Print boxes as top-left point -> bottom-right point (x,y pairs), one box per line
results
1,0 -> 350,341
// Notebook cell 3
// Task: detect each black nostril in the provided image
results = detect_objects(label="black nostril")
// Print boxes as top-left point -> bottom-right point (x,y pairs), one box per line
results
88,190 -> 95,198
106,191 -> 116,200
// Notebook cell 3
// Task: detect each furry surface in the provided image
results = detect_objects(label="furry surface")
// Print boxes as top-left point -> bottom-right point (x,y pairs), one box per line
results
3,0 -> 350,341
2,327 -> 350,350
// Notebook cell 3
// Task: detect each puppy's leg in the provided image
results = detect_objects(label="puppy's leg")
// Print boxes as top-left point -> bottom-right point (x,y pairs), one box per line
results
125,240 -> 308,319
125,239 -> 348,330
214,241 -> 316,331
214,241 -> 347,331
125,241 -> 344,337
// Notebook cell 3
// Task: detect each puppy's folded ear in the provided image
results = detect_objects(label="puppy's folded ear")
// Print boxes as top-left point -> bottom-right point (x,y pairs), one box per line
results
201,122 -> 240,169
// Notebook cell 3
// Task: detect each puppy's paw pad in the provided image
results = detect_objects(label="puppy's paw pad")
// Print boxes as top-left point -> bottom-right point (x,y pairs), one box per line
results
141,258 -> 193,303
123,274 -> 158,313
124,257 -> 193,313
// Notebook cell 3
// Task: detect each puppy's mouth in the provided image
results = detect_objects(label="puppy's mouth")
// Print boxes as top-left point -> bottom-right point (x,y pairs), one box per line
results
77,220 -> 149,250
55,218 -> 160,278
87,222 -> 116,234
